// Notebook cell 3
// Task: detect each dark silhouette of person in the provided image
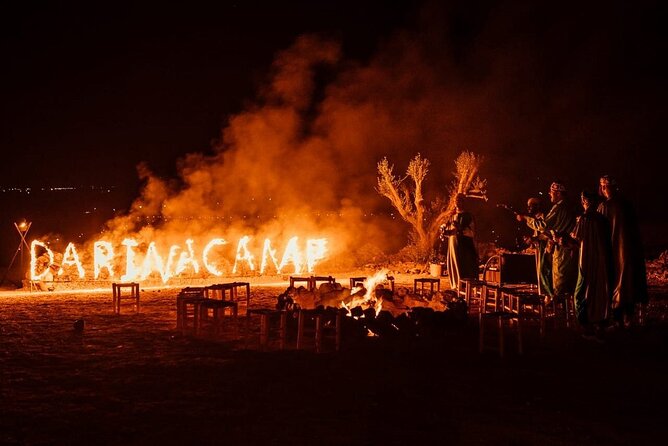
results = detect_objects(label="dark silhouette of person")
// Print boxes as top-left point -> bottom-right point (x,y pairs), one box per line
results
597,175 -> 648,328
566,189 -> 612,339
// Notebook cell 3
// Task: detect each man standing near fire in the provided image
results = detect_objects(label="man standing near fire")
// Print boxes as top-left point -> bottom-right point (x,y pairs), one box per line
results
597,175 -> 648,328
517,182 -> 578,304
518,197 -> 553,296
443,193 -> 478,290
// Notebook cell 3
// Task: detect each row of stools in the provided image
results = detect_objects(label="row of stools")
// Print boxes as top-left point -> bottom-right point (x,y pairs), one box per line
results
458,278 -> 569,357
175,282 -> 343,353
288,275 -> 337,291
245,308 -> 343,353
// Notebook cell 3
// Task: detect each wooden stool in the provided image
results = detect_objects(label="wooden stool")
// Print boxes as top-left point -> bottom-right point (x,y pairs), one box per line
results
479,310 -> 521,357
503,289 -> 546,340
296,309 -> 343,353
458,278 -> 484,314
112,282 -> 140,314
414,278 -> 440,295
290,276 -> 313,291
546,294 -> 575,329
350,276 -> 395,292
480,283 -> 503,313
245,309 -> 288,350
176,287 -> 207,330
350,277 -> 366,289
206,282 -> 251,315
311,275 -> 336,290
195,299 -> 238,335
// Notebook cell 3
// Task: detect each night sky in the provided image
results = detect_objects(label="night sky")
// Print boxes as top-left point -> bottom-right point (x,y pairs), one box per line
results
1,0 -> 666,260
1,1 -> 415,186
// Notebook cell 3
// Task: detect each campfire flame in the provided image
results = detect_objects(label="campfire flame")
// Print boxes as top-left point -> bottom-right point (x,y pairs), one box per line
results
342,268 -> 389,317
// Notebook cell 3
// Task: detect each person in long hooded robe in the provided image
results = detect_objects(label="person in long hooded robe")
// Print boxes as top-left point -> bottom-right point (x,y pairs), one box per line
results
444,193 -> 478,290
597,175 -> 648,327
568,190 -> 612,334
521,182 -> 578,304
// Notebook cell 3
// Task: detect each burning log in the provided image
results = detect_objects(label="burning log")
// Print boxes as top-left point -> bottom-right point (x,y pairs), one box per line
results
365,310 -> 400,339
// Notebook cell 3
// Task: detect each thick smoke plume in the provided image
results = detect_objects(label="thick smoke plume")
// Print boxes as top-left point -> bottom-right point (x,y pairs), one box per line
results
89,0 -> 663,270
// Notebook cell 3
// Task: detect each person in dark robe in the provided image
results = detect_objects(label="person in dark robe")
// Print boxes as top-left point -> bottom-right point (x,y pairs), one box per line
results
566,190 -> 612,338
518,182 -> 578,304
597,175 -> 648,328
517,197 -> 553,296
443,193 -> 478,290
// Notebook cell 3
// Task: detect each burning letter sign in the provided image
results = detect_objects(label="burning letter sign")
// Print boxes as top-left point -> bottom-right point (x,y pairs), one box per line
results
30,236 -> 328,283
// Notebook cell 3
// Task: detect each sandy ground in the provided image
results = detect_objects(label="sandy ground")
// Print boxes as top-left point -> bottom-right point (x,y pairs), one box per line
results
1,275 -> 667,445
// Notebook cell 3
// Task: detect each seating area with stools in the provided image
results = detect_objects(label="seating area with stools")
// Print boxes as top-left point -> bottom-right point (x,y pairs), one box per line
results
472,253 -> 554,356
112,282 -> 140,314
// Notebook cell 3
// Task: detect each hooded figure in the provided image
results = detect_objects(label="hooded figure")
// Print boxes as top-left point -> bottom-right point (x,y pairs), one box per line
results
570,189 -> 612,328
597,175 -> 648,326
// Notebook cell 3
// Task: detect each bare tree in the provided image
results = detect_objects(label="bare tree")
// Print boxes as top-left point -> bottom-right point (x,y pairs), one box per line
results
377,151 -> 486,261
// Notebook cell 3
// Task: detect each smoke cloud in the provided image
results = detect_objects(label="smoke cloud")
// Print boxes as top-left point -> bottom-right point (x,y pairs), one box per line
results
90,0 -> 663,269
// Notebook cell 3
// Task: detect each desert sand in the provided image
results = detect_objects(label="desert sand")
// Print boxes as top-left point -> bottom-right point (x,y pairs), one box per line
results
1,275 -> 666,445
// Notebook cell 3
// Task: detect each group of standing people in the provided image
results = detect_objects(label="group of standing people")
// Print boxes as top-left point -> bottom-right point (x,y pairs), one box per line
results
438,176 -> 649,337
517,176 -> 648,335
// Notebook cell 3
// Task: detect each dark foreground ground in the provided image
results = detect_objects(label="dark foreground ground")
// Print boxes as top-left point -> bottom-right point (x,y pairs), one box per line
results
1,284 -> 667,446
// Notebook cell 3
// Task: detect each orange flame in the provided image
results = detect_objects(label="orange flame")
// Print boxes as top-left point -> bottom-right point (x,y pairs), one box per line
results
232,235 -> 255,274
94,241 -> 114,279
342,268 -> 389,316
